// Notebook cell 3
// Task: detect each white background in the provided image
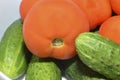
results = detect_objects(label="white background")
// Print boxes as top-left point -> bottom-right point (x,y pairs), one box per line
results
0,0 -> 21,40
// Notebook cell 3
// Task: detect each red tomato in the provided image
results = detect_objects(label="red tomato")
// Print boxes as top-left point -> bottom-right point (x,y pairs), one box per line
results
99,15 -> 120,44
110,0 -> 120,15
23,0 -> 89,60
20,0 -> 38,20
72,0 -> 112,30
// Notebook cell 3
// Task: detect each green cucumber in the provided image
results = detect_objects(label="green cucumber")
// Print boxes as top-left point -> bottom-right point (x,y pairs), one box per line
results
65,56 -> 106,80
25,55 -> 61,80
0,19 -> 28,79
75,32 -> 120,80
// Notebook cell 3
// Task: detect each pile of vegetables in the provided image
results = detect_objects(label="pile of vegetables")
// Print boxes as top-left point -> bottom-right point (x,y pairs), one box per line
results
0,0 -> 120,80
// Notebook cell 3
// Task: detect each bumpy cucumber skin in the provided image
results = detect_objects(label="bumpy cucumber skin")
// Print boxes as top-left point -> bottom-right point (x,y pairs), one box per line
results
75,32 -> 120,80
25,55 -> 61,80
0,19 -> 28,79
65,59 -> 106,80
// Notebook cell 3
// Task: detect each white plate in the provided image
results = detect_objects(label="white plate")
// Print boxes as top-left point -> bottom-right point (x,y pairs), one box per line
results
0,0 -> 67,80
0,72 -> 67,80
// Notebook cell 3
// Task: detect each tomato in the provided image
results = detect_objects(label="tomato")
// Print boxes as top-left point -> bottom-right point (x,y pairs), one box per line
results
72,0 -> 112,30
23,0 -> 89,60
99,15 -> 120,44
110,0 -> 120,15
19,0 -> 38,20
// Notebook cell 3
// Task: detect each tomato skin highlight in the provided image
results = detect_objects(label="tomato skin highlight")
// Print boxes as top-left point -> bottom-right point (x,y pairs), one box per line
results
23,0 -> 89,60
99,15 -> 120,44
72,0 -> 112,30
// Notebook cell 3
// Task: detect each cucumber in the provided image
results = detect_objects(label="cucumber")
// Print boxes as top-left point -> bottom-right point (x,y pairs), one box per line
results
0,19 -> 28,79
75,32 -> 120,80
25,55 -> 61,80
65,56 -> 106,80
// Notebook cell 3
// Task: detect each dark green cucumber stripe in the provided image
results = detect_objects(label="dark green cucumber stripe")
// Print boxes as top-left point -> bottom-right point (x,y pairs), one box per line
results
76,41 -> 100,71
76,38 -> 96,50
